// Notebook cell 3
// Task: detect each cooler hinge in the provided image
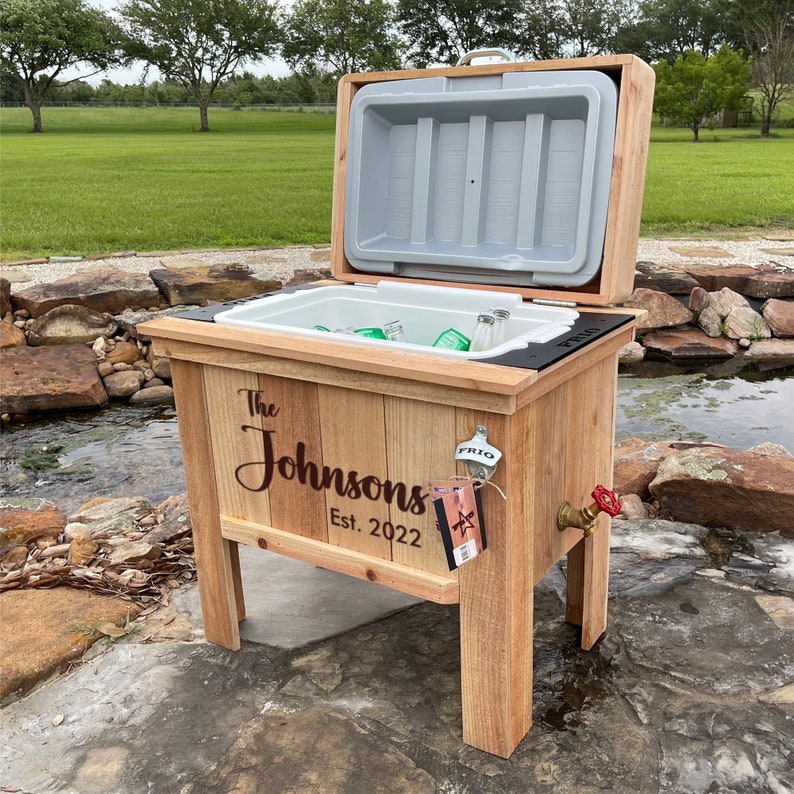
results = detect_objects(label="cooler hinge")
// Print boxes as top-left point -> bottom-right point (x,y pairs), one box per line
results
531,298 -> 578,308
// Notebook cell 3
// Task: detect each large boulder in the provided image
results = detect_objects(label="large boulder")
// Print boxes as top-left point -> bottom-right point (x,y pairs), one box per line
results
623,288 -> 693,333
762,299 -> 794,338
26,304 -> 118,346
11,267 -> 160,318
649,447 -> 794,537
0,498 -> 66,554
148,263 -> 280,307
641,328 -> 738,361
707,287 -> 749,319
0,343 -> 108,415
613,438 -> 725,500
723,306 -> 771,341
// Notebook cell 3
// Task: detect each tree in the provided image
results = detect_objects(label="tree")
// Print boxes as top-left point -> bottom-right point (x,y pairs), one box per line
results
618,0 -> 724,62
397,0 -> 525,67
653,46 -> 751,140
283,0 -> 402,77
558,0 -> 634,58
739,1 -> 794,136
119,0 -> 280,131
0,0 -> 126,132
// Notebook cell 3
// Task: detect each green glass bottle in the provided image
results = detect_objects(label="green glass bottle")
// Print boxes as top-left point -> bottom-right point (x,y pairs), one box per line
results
354,326 -> 388,339
432,328 -> 470,351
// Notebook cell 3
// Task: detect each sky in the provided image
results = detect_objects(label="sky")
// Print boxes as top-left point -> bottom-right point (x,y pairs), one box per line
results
62,0 -> 291,86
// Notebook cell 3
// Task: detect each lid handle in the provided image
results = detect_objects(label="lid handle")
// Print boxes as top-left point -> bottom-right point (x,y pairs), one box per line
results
456,48 -> 517,66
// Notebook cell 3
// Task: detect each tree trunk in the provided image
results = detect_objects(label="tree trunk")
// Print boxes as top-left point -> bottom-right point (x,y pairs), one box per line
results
29,102 -> 43,133
692,123 -> 700,142
761,116 -> 771,137
199,103 -> 210,132
22,81 -> 43,133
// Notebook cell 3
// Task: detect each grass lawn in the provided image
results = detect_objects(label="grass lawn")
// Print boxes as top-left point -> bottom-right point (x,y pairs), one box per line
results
643,126 -> 794,236
0,107 -> 337,259
1,106 -> 792,260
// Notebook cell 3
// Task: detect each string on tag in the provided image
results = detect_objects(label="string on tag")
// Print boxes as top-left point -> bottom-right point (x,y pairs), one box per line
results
448,473 -> 507,500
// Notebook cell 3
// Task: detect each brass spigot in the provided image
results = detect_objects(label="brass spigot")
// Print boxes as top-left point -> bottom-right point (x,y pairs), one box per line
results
557,485 -> 621,537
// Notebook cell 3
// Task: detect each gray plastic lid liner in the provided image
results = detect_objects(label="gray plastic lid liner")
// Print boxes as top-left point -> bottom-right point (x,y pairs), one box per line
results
344,70 -> 618,288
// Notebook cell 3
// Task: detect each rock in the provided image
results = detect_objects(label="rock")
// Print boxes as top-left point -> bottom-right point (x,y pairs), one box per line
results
684,264 -> 758,292
0,321 -> 27,348
616,493 -> 648,520
641,328 -> 738,361
613,439 -> 725,500
11,267 -> 160,318
0,343 -> 108,415
618,340 -> 645,363
747,442 -> 792,457
69,534 -> 99,565
0,277 -> 11,316
68,496 -> 151,537
623,288 -> 693,333
1,545 -> 30,570
707,287 -> 749,319
0,500 -> 67,554
696,304 -> 724,338
688,286 -> 709,316
107,540 -> 162,565
117,305 -> 194,339
740,339 -> 794,366
723,306 -> 772,341
743,268 -> 794,299
128,385 -> 175,405
762,298 -> 794,338
142,377 -> 165,388
0,589 -> 137,704
103,370 -> 145,398
144,493 -> 191,544
649,447 -> 794,537
148,264 -> 280,307
97,361 -> 115,377
105,340 -> 141,365
285,268 -> 332,287
669,245 -> 733,259
633,262 -> 699,294
150,356 -> 172,379
26,304 -> 118,346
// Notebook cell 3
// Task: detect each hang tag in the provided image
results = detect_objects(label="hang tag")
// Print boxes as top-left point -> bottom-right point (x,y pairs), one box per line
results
454,425 -> 502,483
428,479 -> 487,571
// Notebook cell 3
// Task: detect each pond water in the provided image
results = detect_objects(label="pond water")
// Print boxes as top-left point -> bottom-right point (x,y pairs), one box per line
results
2,363 -> 792,514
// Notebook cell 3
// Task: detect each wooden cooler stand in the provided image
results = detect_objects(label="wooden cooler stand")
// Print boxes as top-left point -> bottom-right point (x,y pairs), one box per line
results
142,55 -> 655,758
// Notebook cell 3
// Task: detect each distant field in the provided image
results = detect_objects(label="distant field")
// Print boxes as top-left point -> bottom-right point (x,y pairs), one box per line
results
643,126 -> 794,236
0,107 -> 337,259
1,106 -> 792,259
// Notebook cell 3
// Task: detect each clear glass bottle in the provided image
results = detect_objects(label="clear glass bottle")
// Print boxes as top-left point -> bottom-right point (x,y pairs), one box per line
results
489,306 -> 510,347
470,312 -> 496,352
383,320 -> 407,342
432,328 -> 470,351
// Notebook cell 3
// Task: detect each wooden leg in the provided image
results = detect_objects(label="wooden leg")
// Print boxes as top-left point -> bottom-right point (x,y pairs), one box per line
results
171,359 -> 241,651
228,540 -> 247,622
459,554 -> 533,757
565,516 -> 610,650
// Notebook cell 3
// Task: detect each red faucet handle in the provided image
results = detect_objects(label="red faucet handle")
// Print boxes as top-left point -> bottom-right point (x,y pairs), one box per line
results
592,485 -> 621,517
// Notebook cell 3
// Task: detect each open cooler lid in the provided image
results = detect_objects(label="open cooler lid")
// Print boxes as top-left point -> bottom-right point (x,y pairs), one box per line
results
345,70 -> 617,289
331,55 -> 656,307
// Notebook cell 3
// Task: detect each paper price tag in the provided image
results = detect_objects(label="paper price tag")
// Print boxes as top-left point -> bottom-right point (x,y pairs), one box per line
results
428,479 -> 487,571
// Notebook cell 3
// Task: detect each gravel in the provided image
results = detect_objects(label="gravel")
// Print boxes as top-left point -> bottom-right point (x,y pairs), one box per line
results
2,237 -> 793,294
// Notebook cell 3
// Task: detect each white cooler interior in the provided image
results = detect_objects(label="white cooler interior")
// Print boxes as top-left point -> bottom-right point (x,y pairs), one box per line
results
213,282 -> 578,360
344,70 -> 618,288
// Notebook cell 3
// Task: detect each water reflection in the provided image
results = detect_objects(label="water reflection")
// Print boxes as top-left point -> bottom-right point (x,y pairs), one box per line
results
617,363 -> 794,451
0,405 -> 185,513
